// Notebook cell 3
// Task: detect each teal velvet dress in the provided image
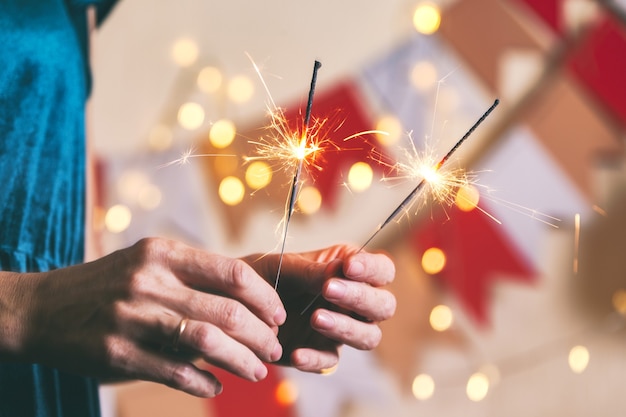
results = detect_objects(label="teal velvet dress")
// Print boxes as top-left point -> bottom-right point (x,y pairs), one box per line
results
0,0 -> 116,415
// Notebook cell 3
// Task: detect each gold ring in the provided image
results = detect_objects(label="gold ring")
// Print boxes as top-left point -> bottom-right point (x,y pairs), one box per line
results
171,317 -> 189,352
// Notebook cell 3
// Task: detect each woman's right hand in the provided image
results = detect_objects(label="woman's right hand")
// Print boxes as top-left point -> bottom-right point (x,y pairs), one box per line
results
1,238 -> 286,397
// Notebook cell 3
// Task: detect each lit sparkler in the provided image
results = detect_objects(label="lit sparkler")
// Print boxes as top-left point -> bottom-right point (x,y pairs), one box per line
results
157,146 -> 235,169
360,98 -> 500,250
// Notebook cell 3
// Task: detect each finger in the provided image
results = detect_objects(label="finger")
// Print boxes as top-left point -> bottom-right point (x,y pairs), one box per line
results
108,338 -> 223,398
289,346 -> 340,373
177,319 -> 275,382
322,278 -> 396,322
343,252 -> 395,287
310,308 -> 383,351
147,240 -> 285,327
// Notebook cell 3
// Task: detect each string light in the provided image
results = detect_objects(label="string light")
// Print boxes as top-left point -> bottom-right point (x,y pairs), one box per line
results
177,102 -> 205,130
413,3 -> 442,35
275,379 -> 298,406
410,60 -> 438,92
297,186 -> 322,215
209,119 -> 236,148
412,373 -> 435,400
568,345 -> 590,374
197,66 -> 223,94
171,37 -> 199,67
348,161 -> 374,192
218,176 -> 245,206
227,75 -> 254,103
466,372 -> 490,401
104,204 -> 132,233
421,247 -> 446,274
375,115 -> 403,146
244,161 -> 272,190
429,304 -> 453,331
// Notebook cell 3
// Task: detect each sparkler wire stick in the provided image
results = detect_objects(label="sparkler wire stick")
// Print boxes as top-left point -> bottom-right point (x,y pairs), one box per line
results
274,60 -> 322,289
301,98 -> 499,314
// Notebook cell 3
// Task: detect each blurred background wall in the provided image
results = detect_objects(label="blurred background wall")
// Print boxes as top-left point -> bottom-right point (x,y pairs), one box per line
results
89,0 -> 626,416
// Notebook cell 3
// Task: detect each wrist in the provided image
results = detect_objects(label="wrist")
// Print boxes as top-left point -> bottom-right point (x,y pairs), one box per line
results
0,271 -> 42,360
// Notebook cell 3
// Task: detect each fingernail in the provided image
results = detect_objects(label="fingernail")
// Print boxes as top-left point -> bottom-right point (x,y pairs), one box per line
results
271,342 -> 283,362
346,259 -> 364,277
315,311 -> 335,330
326,280 -> 347,300
215,382 -> 223,395
255,363 -> 268,381
274,306 -> 286,326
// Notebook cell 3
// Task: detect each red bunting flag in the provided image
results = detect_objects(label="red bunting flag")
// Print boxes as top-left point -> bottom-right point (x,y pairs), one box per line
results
412,203 -> 536,325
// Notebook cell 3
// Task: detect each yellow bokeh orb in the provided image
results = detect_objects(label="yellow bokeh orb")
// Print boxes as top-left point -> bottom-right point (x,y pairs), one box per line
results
171,38 -> 199,67
148,124 -> 173,151
612,289 -> 626,315
375,115 -> 403,146
297,186 -> 322,215
412,374 -> 435,400
466,372 -> 489,402
197,66 -> 223,94
178,102 -> 205,130
227,75 -> 254,103
348,162 -> 374,192
455,185 -> 480,212
568,345 -> 590,374
137,184 -> 162,211
218,176 -> 245,206
421,247 -> 446,275
209,119 -> 236,149
413,3 -> 442,35
429,304 -> 453,332
245,161 -> 272,190
105,204 -> 132,234
411,60 -> 438,92
275,379 -> 298,406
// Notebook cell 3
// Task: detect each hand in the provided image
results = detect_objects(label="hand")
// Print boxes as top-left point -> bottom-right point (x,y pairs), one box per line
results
10,238 -> 286,397
242,245 -> 396,372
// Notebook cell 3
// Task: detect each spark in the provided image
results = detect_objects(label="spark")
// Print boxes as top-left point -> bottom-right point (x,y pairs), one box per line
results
157,147 -> 235,169
573,212 -> 581,274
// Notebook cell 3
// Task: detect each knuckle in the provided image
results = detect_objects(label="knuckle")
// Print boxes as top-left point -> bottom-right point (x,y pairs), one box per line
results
360,326 -> 382,350
167,363 -> 195,390
192,325 -> 219,353
227,259 -> 252,290
218,300 -> 244,331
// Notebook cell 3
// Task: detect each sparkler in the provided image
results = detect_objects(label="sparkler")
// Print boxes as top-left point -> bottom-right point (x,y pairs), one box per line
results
271,60 -> 323,289
301,99 -> 500,315
360,98 -> 500,250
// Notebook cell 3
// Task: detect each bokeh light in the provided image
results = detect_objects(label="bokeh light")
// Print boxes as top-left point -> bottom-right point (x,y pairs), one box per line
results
117,170 -> 149,203
171,38 -> 199,67
466,372 -> 489,402
197,66 -> 223,93
412,373 -> 435,400
429,304 -> 453,331
411,60 -> 438,92
455,184 -> 480,211
244,161 -> 272,190
218,176 -> 245,206
413,3 -> 441,35
177,102 -> 205,130
568,345 -> 590,374
421,247 -> 446,274
297,186 -> 322,215
612,289 -> 626,315
275,379 -> 298,406
321,364 -> 338,376
375,115 -> 403,146
348,162 -> 374,192
105,204 -> 132,234
227,75 -> 254,103
209,119 -> 236,148
137,184 -> 162,211
148,124 -> 173,151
